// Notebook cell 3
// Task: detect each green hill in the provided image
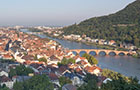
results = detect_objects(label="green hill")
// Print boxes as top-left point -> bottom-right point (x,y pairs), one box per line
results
62,0 -> 140,47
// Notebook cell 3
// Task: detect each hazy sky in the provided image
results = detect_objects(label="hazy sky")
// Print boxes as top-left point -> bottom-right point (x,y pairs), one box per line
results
0,0 -> 136,26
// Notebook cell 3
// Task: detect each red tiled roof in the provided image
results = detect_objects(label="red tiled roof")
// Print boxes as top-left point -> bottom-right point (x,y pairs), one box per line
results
84,66 -> 102,73
110,40 -> 116,43
49,73 -> 58,80
80,57 -> 86,60
3,54 -> 13,59
75,68 -> 82,72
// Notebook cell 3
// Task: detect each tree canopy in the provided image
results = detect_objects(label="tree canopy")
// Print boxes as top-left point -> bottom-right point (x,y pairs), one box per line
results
0,85 -> 9,90
13,74 -> 54,90
82,53 -> 98,65
101,76 -> 140,90
38,57 -> 47,64
62,0 -> 140,47
78,69 -> 140,90
59,76 -> 72,87
58,57 -> 75,66
9,65 -> 34,78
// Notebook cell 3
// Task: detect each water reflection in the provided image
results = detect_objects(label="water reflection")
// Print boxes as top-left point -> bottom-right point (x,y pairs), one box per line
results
109,52 -> 116,56
99,51 -> 106,56
89,51 -> 96,56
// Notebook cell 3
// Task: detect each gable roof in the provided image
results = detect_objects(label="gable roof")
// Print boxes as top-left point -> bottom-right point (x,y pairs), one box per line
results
0,75 -> 12,82
62,84 -> 77,90
49,72 -> 58,80
50,55 -> 60,61
58,66 -> 67,73
22,55 -> 34,61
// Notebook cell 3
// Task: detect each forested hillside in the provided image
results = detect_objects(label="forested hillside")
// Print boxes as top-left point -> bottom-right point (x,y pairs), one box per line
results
62,0 -> 140,47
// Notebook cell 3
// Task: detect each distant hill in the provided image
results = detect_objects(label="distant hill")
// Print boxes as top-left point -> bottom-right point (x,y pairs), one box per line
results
62,0 -> 140,47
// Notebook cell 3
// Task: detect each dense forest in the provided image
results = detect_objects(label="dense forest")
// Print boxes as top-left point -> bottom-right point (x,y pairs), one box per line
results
62,0 -> 140,47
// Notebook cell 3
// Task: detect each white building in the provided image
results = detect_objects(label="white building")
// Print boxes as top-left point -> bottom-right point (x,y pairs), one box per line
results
0,75 -> 14,89
0,70 -> 8,77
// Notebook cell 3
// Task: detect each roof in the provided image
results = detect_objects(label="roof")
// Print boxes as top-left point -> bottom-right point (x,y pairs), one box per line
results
22,55 -> 34,61
0,69 -> 8,73
110,40 -> 116,43
2,54 -> 13,59
77,60 -> 88,65
84,66 -> 102,73
64,72 -> 75,79
62,84 -> 77,90
73,55 -> 80,60
50,55 -> 59,61
58,66 -> 67,73
49,73 -> 58,80
80,57 -> 86,60
0,75 -> 12,82
75,68 -> 82,72
12,76 -> 32,82
103,78 -> 112,83
30,63 -> 40,69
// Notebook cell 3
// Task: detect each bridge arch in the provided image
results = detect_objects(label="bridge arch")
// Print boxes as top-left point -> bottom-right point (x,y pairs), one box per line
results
89,51 -> 97,56
109,52 -> 116,56
127,53 -> 131,56
118,52 -> 125,56
72,51 -> 78,55
99,51 -> 106,56
79,51 -> 87,56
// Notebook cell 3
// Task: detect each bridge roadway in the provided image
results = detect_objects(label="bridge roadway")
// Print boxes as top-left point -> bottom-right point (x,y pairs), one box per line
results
69,49 -> 136,56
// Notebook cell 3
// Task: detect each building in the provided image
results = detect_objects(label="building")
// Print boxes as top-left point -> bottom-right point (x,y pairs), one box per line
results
62,84 -> 77,90
0,75 -> 14,89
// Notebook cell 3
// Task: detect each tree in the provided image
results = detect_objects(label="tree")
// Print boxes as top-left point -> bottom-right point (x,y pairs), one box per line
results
101,76 -> 140,90
129,76 -> 139,84
101,69 -> 140,90
82,53 -> 98,65
84,73 -> 98,83
59,76 -> 72,86
38,57 -> 47,64
13,82 -> 24,90
134,38 -> 139,47
89,55 -> 98,65
78,73 -> 99,90
9,69 -> 17,78
62,0 -> 140,48
34,54 -> 38,60
0,84 -> 9,90
82,53 -> 90,60
9,65 -> 34,78
102,69 -> 125,80
68,58 -> 75,64
13,74 -> 54,90
59,58 -> 75,65
61,57 -> 68,65
78,79 -> 98,90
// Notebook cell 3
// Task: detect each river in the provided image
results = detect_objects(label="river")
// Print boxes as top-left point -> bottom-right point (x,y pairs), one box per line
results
21,29 -> 140,80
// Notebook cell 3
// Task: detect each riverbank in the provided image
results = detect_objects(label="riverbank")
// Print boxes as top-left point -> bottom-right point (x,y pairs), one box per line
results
26,29 -> 132,51
44,33 -> 129,51
132,54 -> 140,58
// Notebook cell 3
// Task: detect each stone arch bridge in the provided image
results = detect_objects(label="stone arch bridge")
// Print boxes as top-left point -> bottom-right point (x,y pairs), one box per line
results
69,49 -> 136,56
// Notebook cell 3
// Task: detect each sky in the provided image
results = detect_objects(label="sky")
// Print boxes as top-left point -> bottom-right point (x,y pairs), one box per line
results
0,0 -> 136,26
